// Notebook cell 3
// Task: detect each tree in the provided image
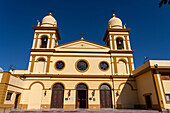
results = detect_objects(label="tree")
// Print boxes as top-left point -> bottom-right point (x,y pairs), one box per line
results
159,0 -> 170,8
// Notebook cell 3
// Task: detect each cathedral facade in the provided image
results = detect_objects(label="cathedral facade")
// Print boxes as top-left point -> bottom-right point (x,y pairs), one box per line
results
0,13 -> 170,111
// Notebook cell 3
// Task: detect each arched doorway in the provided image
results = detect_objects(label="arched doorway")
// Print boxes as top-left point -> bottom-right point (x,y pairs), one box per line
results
76,83 -> 88,108
100,84 -> 113,108
51,83 -> 64,108
28,83 -> 43,109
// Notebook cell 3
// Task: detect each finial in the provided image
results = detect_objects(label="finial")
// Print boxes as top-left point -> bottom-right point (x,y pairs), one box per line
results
48,12 -> 53,16
112,9 -> 116,17
80,32 -> 85,40
143,56 -> 150,63
123,23 -> 126,29
48,9 -> 54,16
112,14 -> 116,17
37,20 -> 40,27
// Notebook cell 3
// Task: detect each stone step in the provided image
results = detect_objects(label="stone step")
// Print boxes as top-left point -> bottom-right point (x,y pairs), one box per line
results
9,109 -> 161,113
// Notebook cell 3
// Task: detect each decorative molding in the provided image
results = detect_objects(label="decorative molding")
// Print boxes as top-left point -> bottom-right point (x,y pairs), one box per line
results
103,28 -> 131,41
32,26 -> 61,40
98,61 -> 110,72
54,60 -> 65,71
75,59 -> 90,73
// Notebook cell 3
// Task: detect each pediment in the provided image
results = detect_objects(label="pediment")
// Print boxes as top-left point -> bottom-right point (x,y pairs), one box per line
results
55,39 -> 110,50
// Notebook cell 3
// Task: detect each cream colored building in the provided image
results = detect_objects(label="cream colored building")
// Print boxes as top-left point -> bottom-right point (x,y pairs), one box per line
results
0,13 -> 169,111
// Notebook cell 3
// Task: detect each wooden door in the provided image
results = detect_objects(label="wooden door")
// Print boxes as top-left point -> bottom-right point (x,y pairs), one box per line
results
14,94 -> 20,109
76,83 -> 88,109
77,90 -> 87,108
145,95 -> 152,109
51,83 -> 64,108
100,84 -> 112,108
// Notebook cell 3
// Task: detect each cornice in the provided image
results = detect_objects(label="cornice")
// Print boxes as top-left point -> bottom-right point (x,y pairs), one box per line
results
32,26 -> 61,40
13,74 -> 132,78
109,50 -> 135,54
103,28 -> 131,41
29,49 -> 55,52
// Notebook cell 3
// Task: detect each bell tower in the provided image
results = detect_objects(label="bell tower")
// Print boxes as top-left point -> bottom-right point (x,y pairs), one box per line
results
103,14 -> 131,51
28,13 -> 61,73
103,13 -> 134,75
31,12 -> 61,49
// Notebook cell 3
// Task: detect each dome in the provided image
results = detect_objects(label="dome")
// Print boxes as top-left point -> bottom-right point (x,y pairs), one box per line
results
108,14 -> 122,29
41,13 -> 57,27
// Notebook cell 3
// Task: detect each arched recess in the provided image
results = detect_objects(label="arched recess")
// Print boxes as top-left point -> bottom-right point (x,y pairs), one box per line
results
116,37 -> 124,49
76,83 -> 88,109
51,83 -> 64,108
40,35 -> 48,48
118,82 -> 134,90
28,83 -> 43,109
117,82 -> 138,108
100,84 -> 113,108
29,81 -> 45,90
117,59 -> 128,75
35,57 -> 46,73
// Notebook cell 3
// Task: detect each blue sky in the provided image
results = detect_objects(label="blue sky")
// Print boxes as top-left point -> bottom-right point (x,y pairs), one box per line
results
0,0 -> 170,71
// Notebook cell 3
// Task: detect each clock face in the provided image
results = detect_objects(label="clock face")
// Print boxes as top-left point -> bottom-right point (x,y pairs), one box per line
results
56,61 -> 65,70
77,61 -> 88,71
100,62 -> 109,70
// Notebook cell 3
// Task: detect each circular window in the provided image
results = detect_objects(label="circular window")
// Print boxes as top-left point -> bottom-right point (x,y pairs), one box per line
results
99,62 -> 109,71
55,61 -> 65,70
76,60 -> 88,72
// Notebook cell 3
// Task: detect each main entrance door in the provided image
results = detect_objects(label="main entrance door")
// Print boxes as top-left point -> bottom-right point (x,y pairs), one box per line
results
51,83 -> 64,108
100,84 -> 113,108
76,83 -> 88,108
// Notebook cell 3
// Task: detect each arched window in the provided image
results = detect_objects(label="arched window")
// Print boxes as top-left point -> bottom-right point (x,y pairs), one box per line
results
116,38 -> 124,49
40,36 -> 48,48
117,60 -> 128,75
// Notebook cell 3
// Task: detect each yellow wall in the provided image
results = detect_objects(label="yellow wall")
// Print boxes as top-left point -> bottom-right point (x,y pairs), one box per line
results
15,77 -> 137,109
136,71 -> 158,109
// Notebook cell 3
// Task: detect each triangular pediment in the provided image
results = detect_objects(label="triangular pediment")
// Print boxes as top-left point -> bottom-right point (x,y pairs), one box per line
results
55,39 -> 110,50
